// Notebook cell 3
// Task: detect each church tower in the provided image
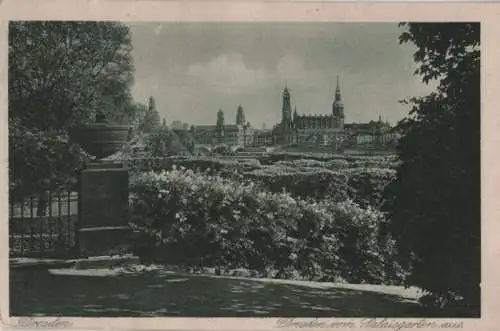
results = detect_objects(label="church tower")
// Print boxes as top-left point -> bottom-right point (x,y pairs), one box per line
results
282,85 -> 293,129
216,108 -> 225,130
236,105 -> 246,126
332,76 -> 345,129
279,84 -> 294,145
216,108 -> 225,143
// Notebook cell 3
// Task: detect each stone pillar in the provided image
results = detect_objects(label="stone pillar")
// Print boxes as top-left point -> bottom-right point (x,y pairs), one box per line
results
77,162 -> 131,257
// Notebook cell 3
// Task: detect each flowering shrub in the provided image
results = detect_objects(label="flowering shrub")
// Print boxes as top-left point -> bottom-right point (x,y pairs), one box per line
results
274,159 -> 327,169
125,155 -> 396,210
125,156 -> 262,175
349,159 -> 400,169
271,157 -> 396,171
325,159 -> 350,170
260,152 -> 347,164
259,152 -> 398,165
244,167 -> 352,202
241,165 -> 395,209
129,168 -> 404,284
124,154 -> 398,177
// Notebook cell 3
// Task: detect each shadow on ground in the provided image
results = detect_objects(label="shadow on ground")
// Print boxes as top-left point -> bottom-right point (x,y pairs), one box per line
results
11,268 -> 421,317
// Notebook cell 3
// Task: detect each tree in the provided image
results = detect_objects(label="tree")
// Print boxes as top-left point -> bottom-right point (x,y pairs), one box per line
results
9,118 -> 89,208
144,127 -> 187,157
384,23 -> 480,316
9,21 -> 135,201
175,129 -> 196,154
9,21 -> 135,130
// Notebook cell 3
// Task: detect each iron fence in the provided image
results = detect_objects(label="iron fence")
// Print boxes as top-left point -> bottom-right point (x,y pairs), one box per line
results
9,191 -> 79,258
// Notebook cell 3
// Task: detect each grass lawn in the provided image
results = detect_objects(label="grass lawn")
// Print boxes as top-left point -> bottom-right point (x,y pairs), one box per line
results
11,267 -> 423,317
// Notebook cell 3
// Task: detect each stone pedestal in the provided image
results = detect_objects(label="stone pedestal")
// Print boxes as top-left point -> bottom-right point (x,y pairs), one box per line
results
78,162 -> 131,257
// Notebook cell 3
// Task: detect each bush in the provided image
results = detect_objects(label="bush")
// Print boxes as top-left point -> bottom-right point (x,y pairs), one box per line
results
345,168 -> 396,208
125,156 -> 262,175
320,201 -> 405,284
143,127 -> 189,157
242,165 -> 395,209
274,159 -> 327,169
244,167 -> 351,202
129,169 -> 404,284
348,159 -> 400,169
258,152 -> 347,165
325,159 -> 350,170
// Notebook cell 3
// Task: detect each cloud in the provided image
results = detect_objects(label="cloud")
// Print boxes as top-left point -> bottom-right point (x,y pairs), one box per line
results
184,52 -> 323,96
129,23 -> 433,127
275,53 -> 325,90
186,52 -> 269,94
276,54 -> 305,78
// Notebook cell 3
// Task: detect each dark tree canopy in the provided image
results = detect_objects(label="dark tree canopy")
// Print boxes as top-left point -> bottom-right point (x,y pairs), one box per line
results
9,21 -> 135,130
385,23 -> 480,315
144,127 -> 188,157
9,21 -> 136,197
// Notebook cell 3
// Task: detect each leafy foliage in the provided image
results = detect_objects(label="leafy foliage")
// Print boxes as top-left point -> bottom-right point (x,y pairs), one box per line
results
9,21 -> 135,197
143,127 -> 189,157
9,21 -> 135,129
125,155 -> 395,206
385,23 -> 480,315
9,118 -> 90,200
244,165 -> 394,208
245,167 -> 351,202
130,169 -> 404,284
173,130 -> 196,154
346,168 -> 396,208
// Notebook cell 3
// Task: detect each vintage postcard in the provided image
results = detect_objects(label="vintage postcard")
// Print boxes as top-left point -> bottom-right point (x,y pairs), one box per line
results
1,0 -> 498,330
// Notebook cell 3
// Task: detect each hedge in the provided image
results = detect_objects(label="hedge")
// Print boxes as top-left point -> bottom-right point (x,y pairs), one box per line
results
125,156 -> 262,175
258,152 -> 347,165
129,169 -> 405,284
125,156 -> 397,209
242,166 -> 395,208
124,155 -> 398,177
244,167 -> 351,202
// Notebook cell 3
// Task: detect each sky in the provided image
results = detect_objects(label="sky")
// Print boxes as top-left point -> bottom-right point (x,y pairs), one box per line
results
128,22 -> 436,128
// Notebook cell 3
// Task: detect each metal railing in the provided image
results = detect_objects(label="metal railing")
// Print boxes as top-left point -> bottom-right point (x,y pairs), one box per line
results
9,191 -> 79,258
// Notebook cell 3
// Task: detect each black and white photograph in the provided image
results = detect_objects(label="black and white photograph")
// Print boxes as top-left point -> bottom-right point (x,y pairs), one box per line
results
7,17 -> 481,320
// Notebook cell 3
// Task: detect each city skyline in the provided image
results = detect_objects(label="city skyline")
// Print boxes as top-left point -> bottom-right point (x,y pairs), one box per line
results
129,22 -> 437,127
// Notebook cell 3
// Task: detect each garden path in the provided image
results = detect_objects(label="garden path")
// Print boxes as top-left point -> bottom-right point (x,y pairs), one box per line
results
11,268 -> 423,317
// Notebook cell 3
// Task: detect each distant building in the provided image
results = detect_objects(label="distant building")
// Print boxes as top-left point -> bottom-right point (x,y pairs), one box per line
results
171,120 -> 183,130
191,76 -> 395,151
344,117 -> 398,148
171,120 -> 191,131
271,77 -> 345,151
271,77 -> 395,150
191,106 -> 252,148
253,130 -> 273,146
141,96 -> 161,133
